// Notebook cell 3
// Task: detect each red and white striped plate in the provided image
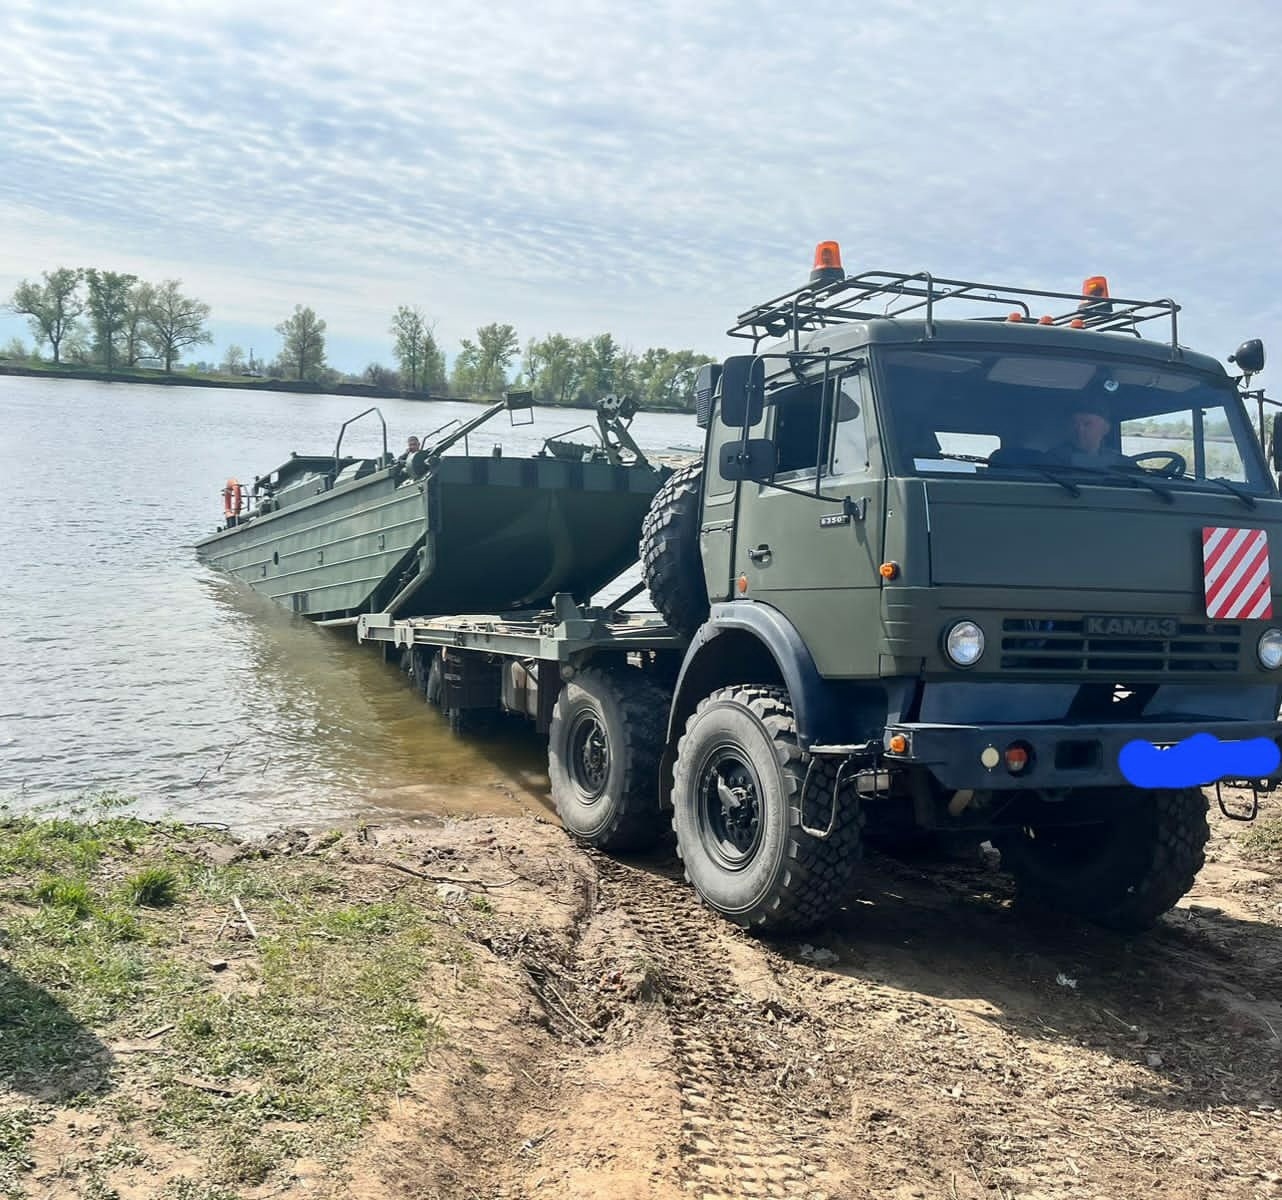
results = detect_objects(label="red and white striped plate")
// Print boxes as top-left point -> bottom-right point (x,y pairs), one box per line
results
1202,527 -> 1273,620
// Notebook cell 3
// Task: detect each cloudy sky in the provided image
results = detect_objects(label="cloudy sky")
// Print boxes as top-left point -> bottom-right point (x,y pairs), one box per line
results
1,0 -> 1280,375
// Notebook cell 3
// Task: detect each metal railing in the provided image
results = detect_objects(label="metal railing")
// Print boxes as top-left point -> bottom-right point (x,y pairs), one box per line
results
728,269 -> 1182,353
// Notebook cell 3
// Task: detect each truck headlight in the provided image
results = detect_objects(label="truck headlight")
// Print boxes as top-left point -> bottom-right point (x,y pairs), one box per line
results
945,620 -> 985,667
1258,628 -> 1282,669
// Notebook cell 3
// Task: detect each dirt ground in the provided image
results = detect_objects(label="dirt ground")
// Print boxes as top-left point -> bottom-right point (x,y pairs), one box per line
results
12,792 -> 1282,1200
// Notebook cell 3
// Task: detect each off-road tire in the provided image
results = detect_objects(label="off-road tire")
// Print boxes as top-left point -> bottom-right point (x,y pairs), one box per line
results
640,462 -> 708,638
548,665 -> 669,852
999,787 -> 1209,932
671,685 -> 863,933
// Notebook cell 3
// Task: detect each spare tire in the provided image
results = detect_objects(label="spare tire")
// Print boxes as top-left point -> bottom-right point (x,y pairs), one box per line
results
640,462 -> 708,637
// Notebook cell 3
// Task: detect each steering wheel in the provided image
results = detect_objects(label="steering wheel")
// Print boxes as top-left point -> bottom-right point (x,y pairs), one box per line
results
1128,449 -> 1187,479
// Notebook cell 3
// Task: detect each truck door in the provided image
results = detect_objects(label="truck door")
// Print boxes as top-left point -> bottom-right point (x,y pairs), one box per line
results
699,392 -> 752,604
733,368 -> 885,678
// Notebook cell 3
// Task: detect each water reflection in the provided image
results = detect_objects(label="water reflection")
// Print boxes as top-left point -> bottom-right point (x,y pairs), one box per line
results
199,574 -> 552,829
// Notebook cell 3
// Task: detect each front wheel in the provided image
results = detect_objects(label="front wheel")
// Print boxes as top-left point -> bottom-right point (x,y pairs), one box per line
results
671,685 -> 863,933
998,787 -> 1209,932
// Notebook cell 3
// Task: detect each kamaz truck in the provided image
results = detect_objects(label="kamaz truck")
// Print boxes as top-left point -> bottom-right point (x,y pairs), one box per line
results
357,245 -> 1282,934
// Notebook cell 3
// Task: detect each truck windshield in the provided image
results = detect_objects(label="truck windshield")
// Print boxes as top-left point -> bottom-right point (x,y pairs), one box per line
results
876,347 -> 1272,495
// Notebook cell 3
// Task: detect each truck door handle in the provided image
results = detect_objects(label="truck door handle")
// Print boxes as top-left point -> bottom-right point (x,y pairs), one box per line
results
747,544 -> 773,565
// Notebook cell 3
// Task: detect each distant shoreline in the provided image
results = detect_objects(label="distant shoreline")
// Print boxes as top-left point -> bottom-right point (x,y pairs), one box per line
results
0,361 -> 695,413
0,361 -> 472,405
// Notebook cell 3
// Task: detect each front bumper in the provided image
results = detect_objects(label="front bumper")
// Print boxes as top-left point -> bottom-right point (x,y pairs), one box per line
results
883,719 -> 1282,791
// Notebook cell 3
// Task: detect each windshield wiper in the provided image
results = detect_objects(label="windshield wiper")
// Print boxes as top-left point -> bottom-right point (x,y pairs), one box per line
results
1025,461 -> 1177,504
1166,474 -> 1257,510
1096,466 -> 1176,504
984,459 -> 1081,497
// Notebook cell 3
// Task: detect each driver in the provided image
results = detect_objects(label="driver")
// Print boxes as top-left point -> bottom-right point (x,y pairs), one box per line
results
1046,396 -> 1130,468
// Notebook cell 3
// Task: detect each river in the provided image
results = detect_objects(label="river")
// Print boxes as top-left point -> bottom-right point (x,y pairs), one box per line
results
0,376 -> 700,832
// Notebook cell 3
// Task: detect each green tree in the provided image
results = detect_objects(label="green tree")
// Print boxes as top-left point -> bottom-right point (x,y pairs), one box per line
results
7,267 -> 84,364
640,348 -> 715,410
524,333 -> 583,406
84,269 -> 139,375
451,337 -> 480,393
365,362 -> 399,389
147,280 -> 212,372
577,333 -> 620,403
122,281 -> 156,367
221,344 -> 246,374
474,323 -> 519,394
390,306 -> 426,390
275,304 -> 327,381
389,306 -> 447,393
419,326 -> 447,393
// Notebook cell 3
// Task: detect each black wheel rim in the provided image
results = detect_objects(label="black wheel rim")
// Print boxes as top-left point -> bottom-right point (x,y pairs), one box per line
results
695,742 -> 765,869
567,710 -> 610,802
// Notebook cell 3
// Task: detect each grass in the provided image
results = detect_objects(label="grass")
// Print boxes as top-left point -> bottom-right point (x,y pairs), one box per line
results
1240,812 -> 1282,859
32,875 -> 94,915
0,810 -> 467,1197
124,866 -> 180,907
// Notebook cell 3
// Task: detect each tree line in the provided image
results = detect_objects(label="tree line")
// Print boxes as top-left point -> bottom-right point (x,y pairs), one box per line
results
6,268 -> 212,373
5,267 -> 715,411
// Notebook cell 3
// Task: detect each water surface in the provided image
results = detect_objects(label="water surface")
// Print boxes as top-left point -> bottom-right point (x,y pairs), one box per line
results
0,376 -> 698,831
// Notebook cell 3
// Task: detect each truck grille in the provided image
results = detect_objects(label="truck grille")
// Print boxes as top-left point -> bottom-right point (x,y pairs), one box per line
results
1000,618 -> 1242,674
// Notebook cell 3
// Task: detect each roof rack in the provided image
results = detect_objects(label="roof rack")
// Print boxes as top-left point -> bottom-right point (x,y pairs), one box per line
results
728,269 -> 1182,354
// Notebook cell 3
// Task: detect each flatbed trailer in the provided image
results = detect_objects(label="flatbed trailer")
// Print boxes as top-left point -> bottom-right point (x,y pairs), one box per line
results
356,592 -> 687,734
357,593 -> 683,663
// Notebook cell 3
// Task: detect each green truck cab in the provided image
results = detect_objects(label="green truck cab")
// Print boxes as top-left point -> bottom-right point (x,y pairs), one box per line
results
635,250 -> 1282,932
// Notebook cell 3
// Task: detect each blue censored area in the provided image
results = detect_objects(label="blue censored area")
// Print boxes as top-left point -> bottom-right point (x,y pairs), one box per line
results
1119,732 -> 1281,788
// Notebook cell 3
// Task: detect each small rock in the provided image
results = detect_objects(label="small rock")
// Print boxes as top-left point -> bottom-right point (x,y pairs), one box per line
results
798,943 -> 839,967
1056,973 -> 1078,990
435,883 -> 467,905
206,958 -> 229,972
1147,1052 -> 1164,1068
203,843 -> 242,867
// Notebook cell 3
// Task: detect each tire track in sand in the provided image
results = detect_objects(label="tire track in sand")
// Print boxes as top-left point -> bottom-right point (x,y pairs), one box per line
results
594,856 -> 831,1200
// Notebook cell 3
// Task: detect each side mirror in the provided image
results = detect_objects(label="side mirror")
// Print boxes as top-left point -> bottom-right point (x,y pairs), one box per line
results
1230,339 -> 1266,376
1270,412 -> 1282,473
718,438 -> 775,482
505,389 -> 534,411
719,355 -> 765,428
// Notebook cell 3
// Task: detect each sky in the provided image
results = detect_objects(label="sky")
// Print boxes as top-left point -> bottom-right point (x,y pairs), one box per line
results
1,0 -> 1280,377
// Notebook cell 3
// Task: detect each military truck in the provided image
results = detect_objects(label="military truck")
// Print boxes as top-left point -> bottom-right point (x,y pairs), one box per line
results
359,245 -> 1282,934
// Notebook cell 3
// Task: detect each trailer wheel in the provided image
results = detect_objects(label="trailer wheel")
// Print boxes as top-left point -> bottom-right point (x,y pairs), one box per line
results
671,685 -> 863,933
548,666 -> 668,852
640,462 -> 708,637
998,786 -> 1209,932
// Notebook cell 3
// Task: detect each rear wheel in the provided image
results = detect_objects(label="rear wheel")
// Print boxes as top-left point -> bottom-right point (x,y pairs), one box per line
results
548,665 -> 669,851
671,685 -> 862,932
998,787 -> 1209,932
